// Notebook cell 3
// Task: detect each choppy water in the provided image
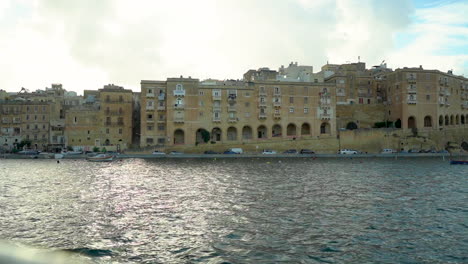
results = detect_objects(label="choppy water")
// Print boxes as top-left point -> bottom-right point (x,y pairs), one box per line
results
0,158 -> 467,263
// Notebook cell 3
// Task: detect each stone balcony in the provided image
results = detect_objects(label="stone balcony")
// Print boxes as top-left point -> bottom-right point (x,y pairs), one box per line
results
173,90 -> 185,96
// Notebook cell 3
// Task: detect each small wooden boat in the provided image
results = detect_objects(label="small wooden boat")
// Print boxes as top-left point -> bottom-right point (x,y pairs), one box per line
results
86,154 -> 114,162
450,160 -> 468,165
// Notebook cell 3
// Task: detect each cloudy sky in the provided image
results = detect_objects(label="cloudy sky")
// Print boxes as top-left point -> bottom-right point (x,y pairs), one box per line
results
0,0 -> 467,94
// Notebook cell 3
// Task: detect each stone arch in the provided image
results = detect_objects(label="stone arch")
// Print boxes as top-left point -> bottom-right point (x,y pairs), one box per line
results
461,115 -> 465,125
242,126 -> 253,140
455,114 -> 459,125
439,115 -> 443,126
286,123 -> 297,136
211,127 -> 222,142
105,139 -> 110,146
196,128 -> 209,144
174,129 -> 184,144
272,124 -> 282,137
408,116 -> 416,129
227,127 -> 237,141
450,115 -> 454,125
395,119 -> 402,128
257,125 -> 267,139
301,123 -> 311,135
445,115 -> 449,126
320,122 -> 330,134
346,122 -> 358,130
424,116 -> 432,128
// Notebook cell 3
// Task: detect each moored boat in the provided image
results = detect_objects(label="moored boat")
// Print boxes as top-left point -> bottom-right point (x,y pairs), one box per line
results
86,154 -> 114,162
450,160 -> 468,165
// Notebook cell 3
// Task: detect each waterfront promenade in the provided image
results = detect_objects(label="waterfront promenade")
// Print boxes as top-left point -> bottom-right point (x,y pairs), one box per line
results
1,152 -> 460,159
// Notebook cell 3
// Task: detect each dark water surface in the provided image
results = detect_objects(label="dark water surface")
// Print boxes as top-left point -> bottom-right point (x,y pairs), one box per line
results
0,158 -> 467,263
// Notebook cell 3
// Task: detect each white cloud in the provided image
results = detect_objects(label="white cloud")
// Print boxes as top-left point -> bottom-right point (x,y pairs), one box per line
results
2,0 -> 465,94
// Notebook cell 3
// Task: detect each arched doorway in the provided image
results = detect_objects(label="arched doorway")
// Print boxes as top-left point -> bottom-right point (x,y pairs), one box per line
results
346,122 -> 358,130
211,127 -> 222,142
445,115 -> 449,126
424,116 -> 432,127
242,126 -> 252,140
105,139 -> 110,146
257,125 -> 267,139
450,115 -> 454,125
196,128 -> 209,144
461,115 -> 465,125
439,115 -> 443,126
408,116 -> 416,129
455,115 -> 459,125
272,124 -> 282,137
174,129 -> 184,144
286,123 -> 297,136
301,123 -> 311,135
320,122 -> 330,134
395,119 -> 402,128
227,127 -> 237,141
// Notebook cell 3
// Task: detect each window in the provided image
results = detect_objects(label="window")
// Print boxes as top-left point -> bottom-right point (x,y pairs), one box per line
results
367,99 -> 371,104
106,128 -> 109,134
289,97 -> 294,104
147,126 -> 153,131
359,98 -> 364,104
147,114 -> 153,120
199,91 -> 204,96
34,115 -> 37,120
199,112 -> 203,116
118,128 -> 122,134
158,138 -> 165,144
88,130 -> 90,134
119,95 -> 123,102
74,117 -> 77,123
42,106 -> 46,111
245,112 -> 250,117
245,102 -> 250,107
42,115 -> 45,120
148,88 -> 153,94
147,100 -> 154,107
260,97 -> 265,103
304,108 -> 309,114
176,84 -> 183,90
244,92 -> 250,97
304,97 -> 308,104
42,125 -> 46,129
214,112 -> 220,119
426,95 -> 430,101
289,107 -> 294,113
199,101 -> 204,106
260,86 -> 265,93
274,87 -> 280,94
146,138 -> 154,144
229,112 -> 235,118
274,109 -> 279,114
34,106 -> 38,112
158,125 -> 165,131
26,115 -> 29,120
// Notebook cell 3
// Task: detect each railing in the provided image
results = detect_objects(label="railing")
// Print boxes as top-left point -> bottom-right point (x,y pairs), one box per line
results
259,113 -> 267,119
173,90 -> 185,96
407,99 -> 417,104
146,93 -> 155,97
259,90 -> 267,96
273,101 -> 281,107
146,119 -> 155,123
228,117 -> 238,122
146,105 -> 155,110
212,117 -> 221,122
157,105 -> 166,111
227,105 -> 237,112
259,101 -> 267,107
174,117 -> 184,123
273,113 -> 281,119
174,104 -> 184,109
212,106 -> 221,111
213,94 -> 221,100
158,94 -> 165,100
320,113 -> 331,119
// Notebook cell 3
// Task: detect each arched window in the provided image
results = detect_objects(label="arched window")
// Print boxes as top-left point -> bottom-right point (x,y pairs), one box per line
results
346,122 -> 358,130
301,123 -> 311,135
174,129 -> 184,144
424,116 -> 432,127
408,116 -> 416,129
257,125 -> 267,139
227,127 -> 237,141
211,127 -> 222,141
286,123 -> 297,136
272,124 -> 282,137
320,122 -> 330,134
242,126 -> 252,140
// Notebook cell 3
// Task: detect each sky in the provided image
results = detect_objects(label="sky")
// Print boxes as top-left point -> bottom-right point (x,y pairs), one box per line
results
0,0 -> 467,94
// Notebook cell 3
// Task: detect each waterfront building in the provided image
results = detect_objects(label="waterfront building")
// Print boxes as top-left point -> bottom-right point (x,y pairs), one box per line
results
140,71 -> 336,148
0,100 -> 50,151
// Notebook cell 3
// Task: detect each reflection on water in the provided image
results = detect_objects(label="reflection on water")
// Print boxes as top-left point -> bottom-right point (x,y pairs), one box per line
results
0,158 -> 467,263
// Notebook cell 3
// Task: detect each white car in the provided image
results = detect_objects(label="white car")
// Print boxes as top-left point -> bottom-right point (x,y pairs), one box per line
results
381,149 -> 397,154
262,150 -> 277,154
152,151 -> 166,155
338,149 -> 358,154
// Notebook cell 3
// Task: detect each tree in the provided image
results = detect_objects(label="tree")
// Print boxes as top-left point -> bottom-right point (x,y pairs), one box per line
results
93,146 -> 100,152
17,140 -> 31,150
201,129 -> 210,143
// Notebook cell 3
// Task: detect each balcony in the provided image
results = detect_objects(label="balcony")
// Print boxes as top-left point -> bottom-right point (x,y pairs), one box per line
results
146,105 -> 155,111
146,93 -> 155,97
407,99 -> 417,104
212,117 -> 221,122
212,105 -> 221,111
227,105 -> 237,112
213,94 -> 221,100
358,92 -> 372,97
174,104 -> 185,110
273,113 -> 281,119
319,99 -> 331,106
105,110 -> 124,115
273,101 -> 281,107
462,103 -> 468,109
158,93 -> 165,100
259,113 -> 267,119
259,101 -> 267,107
320,113 -> 331,120
2,119 -> 10,124
407,86 -> 417,94
157,118 -> 166,123
173,90 -> 185,96
147,119 -> 155,123
438,98 -> 445,105
228,95 -> 236,102
174,117 -> 184,123
259,90 -> 267,96
228,117 -> 238,123
104,122 -> 124,127
13,119 -> 21,123
407,78 -> 417,84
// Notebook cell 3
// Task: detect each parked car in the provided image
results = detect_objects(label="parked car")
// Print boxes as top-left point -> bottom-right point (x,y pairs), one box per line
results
18,150 -> 39,155
381,148 -> 397,154
223,150 -> 237,154
338,149 -> 358,154
300,149 -> 315,154
204,150 -> 220,154
262,149 -> 277,154
152,151 -> 166,155
408,149 -> 420,153
227,148 -> 243,154
169,151 -> 184,155
283,149 -> 298,154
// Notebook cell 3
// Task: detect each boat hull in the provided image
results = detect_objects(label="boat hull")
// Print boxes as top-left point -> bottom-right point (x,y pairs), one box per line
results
450,160 -> 468,165
86,155 -> 114,162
